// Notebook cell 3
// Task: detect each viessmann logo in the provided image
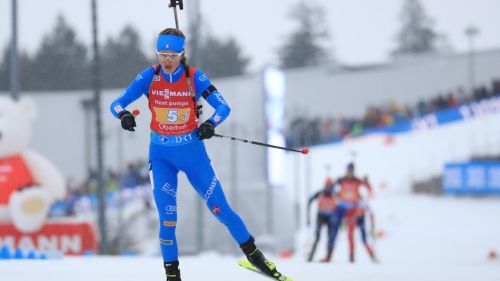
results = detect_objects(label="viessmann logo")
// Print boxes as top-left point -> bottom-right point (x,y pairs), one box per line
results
152,89 -> 170,99
169,91 -> 191,97
152,89 -> 191,99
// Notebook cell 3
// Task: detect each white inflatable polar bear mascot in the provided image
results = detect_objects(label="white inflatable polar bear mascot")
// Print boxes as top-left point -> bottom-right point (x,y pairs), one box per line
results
0,96 -> 65,233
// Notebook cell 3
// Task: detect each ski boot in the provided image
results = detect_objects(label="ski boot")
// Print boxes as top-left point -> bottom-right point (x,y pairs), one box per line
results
368,251 -> 379,263
349,253 -> 355,263
319,246 -> 333,263
240,237 -> 287,280
164,261 -> 181,281
319,256 -> 330,263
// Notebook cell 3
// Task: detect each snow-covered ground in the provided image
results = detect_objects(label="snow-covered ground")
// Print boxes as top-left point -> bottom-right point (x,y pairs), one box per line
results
1,194 -> 499,281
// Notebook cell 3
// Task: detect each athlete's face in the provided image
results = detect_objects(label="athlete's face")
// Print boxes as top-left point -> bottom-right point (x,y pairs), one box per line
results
157,51 -> 183,73
347,169 -> 354,177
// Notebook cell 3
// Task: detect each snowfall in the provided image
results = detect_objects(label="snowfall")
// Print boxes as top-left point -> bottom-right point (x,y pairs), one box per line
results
0,193 -> 499,281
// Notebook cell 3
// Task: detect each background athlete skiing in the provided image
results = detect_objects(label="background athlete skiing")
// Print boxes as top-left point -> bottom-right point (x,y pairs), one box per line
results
331,163 -> 377,263
306,177 -> 339,262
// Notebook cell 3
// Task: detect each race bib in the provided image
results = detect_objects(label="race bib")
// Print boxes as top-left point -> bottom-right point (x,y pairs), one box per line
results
154,107 -> 191,125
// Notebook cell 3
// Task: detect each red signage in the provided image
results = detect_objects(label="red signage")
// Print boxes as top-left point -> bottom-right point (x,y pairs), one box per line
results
0,222 -> 97,255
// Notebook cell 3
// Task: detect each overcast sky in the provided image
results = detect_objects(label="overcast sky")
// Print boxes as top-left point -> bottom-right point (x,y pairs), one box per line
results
1,0 -> 499,71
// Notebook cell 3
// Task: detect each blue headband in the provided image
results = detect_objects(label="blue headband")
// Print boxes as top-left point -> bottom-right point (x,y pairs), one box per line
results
157,35 -> 185,52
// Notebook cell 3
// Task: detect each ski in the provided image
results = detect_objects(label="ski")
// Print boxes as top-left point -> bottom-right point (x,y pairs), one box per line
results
238,260 -> 293,281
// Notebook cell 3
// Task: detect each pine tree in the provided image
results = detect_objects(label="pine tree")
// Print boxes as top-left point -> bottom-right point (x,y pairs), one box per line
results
29,15 -> 90,91
393,0 -> 438,55
197,34 -> 250,79
0,44 -> 33,91
101,25 -> 151,89
278,1 -> 330,69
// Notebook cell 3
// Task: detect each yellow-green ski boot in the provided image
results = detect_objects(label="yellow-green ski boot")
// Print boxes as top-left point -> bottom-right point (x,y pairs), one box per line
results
239,237 -> 293,281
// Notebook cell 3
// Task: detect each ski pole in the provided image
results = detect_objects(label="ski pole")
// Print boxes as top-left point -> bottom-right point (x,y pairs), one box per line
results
214,134 -> 309,155
130,109 -> 308,154
168,0 -> 184,29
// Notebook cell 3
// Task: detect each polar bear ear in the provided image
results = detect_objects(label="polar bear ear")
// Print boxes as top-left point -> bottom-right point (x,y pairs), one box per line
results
18,97 -> 38,121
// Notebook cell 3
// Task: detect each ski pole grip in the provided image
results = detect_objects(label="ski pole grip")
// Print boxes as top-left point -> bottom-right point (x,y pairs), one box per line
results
169,0 -> 184,10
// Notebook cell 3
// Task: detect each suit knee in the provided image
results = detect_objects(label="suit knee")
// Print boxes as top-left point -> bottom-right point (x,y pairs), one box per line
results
208,204 -> 236,225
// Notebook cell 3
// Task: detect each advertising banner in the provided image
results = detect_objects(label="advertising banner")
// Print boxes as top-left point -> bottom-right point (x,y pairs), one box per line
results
443,162 -> 500,194
0,222 -> 97,255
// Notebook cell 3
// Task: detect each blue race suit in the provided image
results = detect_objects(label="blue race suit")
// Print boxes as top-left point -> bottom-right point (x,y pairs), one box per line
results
110,65 -> 251,262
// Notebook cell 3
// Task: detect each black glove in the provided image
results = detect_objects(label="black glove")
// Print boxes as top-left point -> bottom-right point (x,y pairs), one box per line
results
119,110 -> 136,131
198,120 -> 215,140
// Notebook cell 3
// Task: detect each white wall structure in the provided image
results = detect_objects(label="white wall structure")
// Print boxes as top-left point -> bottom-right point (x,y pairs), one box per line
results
284,48 -> 500,118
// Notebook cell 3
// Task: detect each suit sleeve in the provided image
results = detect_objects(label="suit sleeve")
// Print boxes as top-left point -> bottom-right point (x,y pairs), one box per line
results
193,70 -> 230,128
307,191 -> 321,209
110,67 -> 155,119
362,179 -> 373,194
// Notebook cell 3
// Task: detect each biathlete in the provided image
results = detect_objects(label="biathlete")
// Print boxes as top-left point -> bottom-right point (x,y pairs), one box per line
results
332,163 -> 377,263
306,177 -> 340,262
110,28 -> 287,281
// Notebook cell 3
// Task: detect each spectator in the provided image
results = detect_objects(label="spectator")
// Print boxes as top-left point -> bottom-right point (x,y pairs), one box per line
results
416,99 -> 427,116
120,163 -> 141,189
435,94 -> 448,110
447,92 -> 458,108
350,121 -> 364,136
322,117 -> 334,140
106,170 -> 119,191
493,79 -> 500,95
474,85 -> 489,101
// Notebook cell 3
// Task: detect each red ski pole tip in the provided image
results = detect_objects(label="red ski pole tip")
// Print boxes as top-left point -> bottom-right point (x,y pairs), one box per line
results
301,148 -> 309,155
132,109 -> 141,116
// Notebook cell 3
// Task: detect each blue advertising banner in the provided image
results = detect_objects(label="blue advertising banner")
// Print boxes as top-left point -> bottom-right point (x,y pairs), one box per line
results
443,162 -> 500,195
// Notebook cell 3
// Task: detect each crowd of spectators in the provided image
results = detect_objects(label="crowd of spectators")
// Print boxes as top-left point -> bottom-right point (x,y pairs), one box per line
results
286,79 -> 500,147
52,160 -> 150,217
